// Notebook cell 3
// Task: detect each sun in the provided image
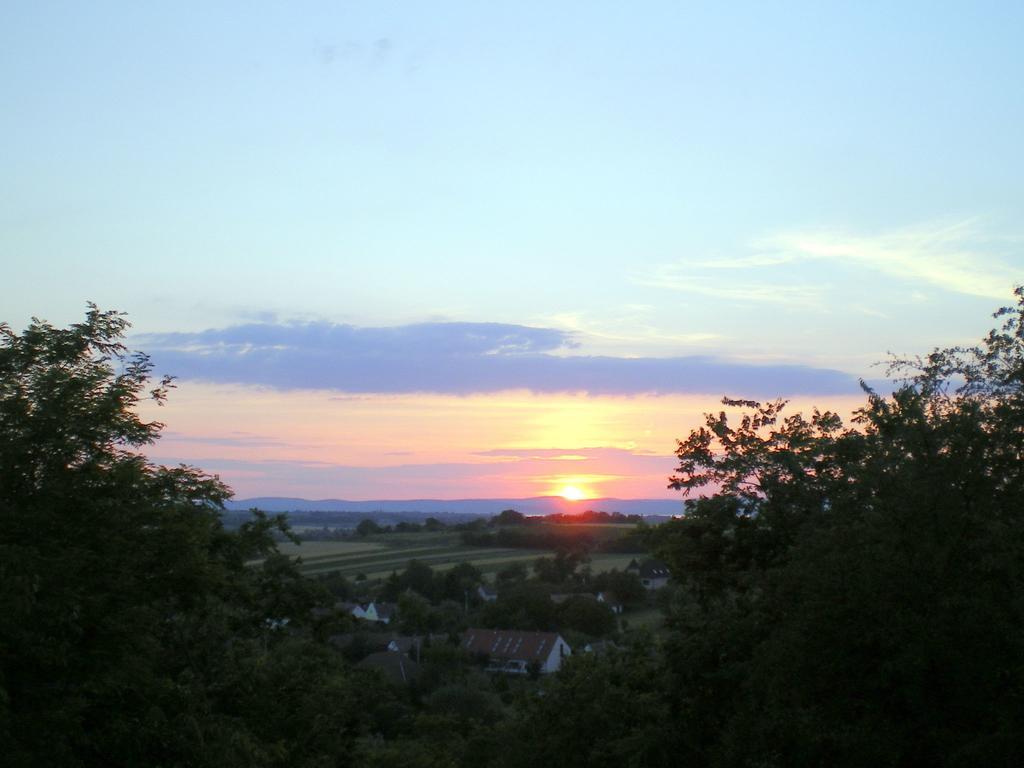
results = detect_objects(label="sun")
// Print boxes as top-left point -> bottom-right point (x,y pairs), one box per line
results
558,485 -> 587,501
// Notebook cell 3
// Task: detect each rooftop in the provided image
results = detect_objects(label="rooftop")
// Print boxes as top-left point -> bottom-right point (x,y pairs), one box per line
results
461,629 -> 563,662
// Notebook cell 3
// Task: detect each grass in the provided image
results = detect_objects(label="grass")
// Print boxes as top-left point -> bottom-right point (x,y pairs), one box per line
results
279,531 -> 554,581
277,527 -> 647,584
299,547 -> 548,577
276,540 -> 387,557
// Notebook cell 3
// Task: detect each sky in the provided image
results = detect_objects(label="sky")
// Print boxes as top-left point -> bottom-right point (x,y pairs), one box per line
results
3,2 -> 1023,501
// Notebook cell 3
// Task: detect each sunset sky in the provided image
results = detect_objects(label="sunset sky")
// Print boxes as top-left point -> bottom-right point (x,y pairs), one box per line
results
3,2 -> 1023,500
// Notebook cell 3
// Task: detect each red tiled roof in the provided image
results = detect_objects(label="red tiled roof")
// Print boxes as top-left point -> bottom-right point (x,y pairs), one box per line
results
461,629 -> 562,662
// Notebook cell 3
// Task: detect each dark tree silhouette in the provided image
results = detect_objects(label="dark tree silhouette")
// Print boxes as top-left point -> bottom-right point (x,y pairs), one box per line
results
0,307 -> 379,767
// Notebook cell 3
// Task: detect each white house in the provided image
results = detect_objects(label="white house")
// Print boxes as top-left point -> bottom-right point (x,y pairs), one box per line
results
351,601 -> 395,624
477,585 -> 498,602
596,591 -> 624,614
626,558 -> 671,590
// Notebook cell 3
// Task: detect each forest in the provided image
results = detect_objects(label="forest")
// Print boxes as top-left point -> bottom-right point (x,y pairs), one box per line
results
2,291 -> 1023,767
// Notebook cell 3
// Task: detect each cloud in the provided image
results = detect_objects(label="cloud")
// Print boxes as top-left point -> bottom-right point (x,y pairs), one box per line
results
760,219 -> 1022,300
161,431 -> 289,449
644,219 -> 1021,304
475,447 -> 661,462
634,269 -> 828,308
137,320 -> 859,397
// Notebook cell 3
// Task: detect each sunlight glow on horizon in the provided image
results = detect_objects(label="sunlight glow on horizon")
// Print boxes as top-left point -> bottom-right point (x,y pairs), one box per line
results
4,2 -> 1023,501
138,381 -> 866,499
556,485 -> 588,502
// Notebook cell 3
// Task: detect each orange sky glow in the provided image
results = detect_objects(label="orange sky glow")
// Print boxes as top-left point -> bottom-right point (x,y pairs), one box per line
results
139,382 -> 866,501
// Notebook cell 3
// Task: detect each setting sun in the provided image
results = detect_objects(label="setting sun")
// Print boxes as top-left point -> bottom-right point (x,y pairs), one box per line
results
558,485 -> 587,501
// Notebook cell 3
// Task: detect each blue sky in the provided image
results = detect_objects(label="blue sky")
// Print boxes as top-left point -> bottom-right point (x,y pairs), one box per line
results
3,2 -> 1023,498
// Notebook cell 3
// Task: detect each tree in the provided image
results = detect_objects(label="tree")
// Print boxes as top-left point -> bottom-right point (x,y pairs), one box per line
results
356,518 -> 384,536
557,595 -> 616,637
438,561 -> 482,603
495,560 -> 528,585
590,569 -> 646,608
653,289 -> 1024,766
494,508 -> 525,525
399,559 -> 438,600
477,582 -> 558,631
532,547 -> 588,583
0,307 -> 371,767
398,590 -> 434,634
499,648 -> 676,768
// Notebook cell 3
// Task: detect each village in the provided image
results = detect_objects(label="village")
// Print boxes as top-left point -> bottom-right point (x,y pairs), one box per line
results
311,549 -> 673,687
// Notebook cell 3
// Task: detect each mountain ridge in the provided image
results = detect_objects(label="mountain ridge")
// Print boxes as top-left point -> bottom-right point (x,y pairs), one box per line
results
225,496 -> 683,516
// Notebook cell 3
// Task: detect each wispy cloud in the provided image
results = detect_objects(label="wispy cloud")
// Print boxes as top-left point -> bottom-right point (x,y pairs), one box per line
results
136,320 -> 859,397
161,430 -> 289,449
544,308 -> 721,357
633,269 -> 828,308
762,219 -> 1020,299
642,219 -> 1021,305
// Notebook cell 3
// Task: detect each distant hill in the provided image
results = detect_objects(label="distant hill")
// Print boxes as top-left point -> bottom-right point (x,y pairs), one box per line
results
224,496 -> 683,517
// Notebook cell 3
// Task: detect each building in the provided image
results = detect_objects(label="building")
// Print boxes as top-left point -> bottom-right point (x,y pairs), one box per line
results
596,591 -> 624,614
477,584 -> 498,602
582,639 -> 618,656
626,558 -> 671,590
387,633 -> 449,660
350,600 -> 396,624
461,629 -> 571,675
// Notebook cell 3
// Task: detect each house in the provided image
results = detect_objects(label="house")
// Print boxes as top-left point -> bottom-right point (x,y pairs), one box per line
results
387,636 -> 417,654
583,639 -> 618,656
350,600 -> 395,624
356,651 -> 422,686
387,633 -> 449,660
626,558 -> 671,590
477,584 -> 498,602
461,629 -> 571,675
595,591 -> 624,614
371,602 -> 396,623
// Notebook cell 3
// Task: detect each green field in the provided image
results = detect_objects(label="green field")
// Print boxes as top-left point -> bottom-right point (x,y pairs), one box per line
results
279,532 -> 547,580
277,528 -> 642,582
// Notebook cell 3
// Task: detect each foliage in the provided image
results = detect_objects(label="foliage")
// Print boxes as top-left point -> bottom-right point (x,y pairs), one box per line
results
356,518 -> 384,536
494,561 -> 528,585
651,289 -> 1024,766
397,590 -> 435,634
499,648 -> 675,768
493,508 -> 526,525
540,510 -> 643,525
462,525 -> 597,552
556,595 -> 616,637
381,559 -> 483,606
590,569 -> 646,607
532,548 -> 588,583
477,582 -> 558,631
7,292 -> 1024,766
0,308 -> 371,766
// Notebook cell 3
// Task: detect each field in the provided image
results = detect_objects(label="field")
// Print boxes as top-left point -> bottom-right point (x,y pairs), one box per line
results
278,531 -> 547,581
277,525 -> 643,582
